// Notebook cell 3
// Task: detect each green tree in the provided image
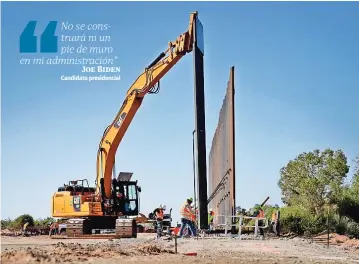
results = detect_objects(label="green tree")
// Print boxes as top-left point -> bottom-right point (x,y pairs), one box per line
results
278,149 -> 349,215
1,218 -> 13,229
34,217 -> 55,226
12,214 -> 35,229
351,155 -> 359,191
337,155 -> 359,222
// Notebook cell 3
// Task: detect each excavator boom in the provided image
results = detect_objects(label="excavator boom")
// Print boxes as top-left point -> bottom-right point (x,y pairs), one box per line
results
96,12 -> 198,199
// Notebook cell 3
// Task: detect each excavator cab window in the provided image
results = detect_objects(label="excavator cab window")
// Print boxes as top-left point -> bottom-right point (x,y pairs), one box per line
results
125,184 -> 137,212
122,182 -> 138,215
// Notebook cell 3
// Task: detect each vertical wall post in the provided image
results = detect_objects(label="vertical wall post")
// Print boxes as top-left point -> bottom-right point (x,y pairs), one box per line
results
193,14 -> 208,230
192,130 -> 197,217
228,66 -> 236,234
238,215 -> 243,239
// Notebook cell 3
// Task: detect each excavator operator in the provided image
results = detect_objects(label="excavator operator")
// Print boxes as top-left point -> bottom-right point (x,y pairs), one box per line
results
178,198 -> 196,237
153,204 -> 166,239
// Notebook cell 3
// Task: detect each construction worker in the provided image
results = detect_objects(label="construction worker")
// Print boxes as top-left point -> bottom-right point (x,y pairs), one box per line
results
48,222 -> 53,236
258,208 -> 265,218
208,208 -> 215,231
251,204 -> 260,217
271,204 -> 280,236
178,197 -> 196,237
153,204 -> 166,239
252,204 -> 265,236
49,221 -> 58,236
22,222 -> 29,236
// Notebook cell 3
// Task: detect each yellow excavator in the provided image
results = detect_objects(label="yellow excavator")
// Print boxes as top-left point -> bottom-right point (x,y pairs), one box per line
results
51,12 -> 201,238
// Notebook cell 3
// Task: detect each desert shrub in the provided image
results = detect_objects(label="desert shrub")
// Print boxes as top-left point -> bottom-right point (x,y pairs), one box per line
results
331,215 -> 350,235
280,206 -> 306,235
347,221 -> 359,238
279,206 -> 328,235
335,220 -> 347,235
1,218 -> 13,229
280,215 -> 304,234
335,222 -> 347,235
337,194 -> 359,223
2,215 -> 53,230
281,206 -> 359,238
34,217 -> 55,226
303,214 -> 327,235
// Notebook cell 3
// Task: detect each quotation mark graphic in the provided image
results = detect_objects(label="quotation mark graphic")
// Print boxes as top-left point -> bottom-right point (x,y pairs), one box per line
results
20,21 -> 58,53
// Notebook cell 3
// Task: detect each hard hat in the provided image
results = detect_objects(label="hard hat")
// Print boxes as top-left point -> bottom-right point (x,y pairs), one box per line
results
187,197 -> 193,202
209,208 -> 213,212
161,205 -> 166,210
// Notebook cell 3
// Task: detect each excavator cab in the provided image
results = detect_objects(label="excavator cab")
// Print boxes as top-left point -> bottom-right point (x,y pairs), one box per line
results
99,172 -> 141,216
111,179 -> 140,216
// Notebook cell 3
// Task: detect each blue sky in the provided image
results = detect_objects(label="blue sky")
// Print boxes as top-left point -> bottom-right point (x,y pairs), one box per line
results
1,1 -> 359,223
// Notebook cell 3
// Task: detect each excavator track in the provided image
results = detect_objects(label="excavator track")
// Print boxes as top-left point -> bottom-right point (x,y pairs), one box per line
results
50,218 -> 137,239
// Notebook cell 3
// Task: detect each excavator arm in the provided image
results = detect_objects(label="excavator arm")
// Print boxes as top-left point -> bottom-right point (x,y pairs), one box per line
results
96,12 -> 199,199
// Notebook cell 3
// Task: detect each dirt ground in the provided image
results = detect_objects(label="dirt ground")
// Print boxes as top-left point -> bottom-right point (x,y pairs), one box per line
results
1,233 -> 359,264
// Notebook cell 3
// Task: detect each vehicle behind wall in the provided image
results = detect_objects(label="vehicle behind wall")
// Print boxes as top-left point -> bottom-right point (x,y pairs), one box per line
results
162,208 -> 173,234
149,208 -> 172,236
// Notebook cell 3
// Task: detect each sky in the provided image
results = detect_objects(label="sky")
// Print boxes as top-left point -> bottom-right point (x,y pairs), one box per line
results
1,1 -> 359,223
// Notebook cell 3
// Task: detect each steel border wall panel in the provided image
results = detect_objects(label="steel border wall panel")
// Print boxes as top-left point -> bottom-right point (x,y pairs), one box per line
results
208,66 -> 235,227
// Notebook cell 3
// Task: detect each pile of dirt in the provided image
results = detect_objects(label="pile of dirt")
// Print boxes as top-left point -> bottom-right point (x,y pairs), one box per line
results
1,228 -> 13,235
313,233 -> 359,253
0,228 -> 21,236
329,233 -> 359,252
134,244 -> 174,255
1,241 -> 175,264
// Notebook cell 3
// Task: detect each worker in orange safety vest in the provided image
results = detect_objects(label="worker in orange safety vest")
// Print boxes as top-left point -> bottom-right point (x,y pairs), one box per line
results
271,204 -> 280,236
178,198 -> 196,237
252,204 -> 265,236
258,209 -> 265,218
154,204 -> 166,239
